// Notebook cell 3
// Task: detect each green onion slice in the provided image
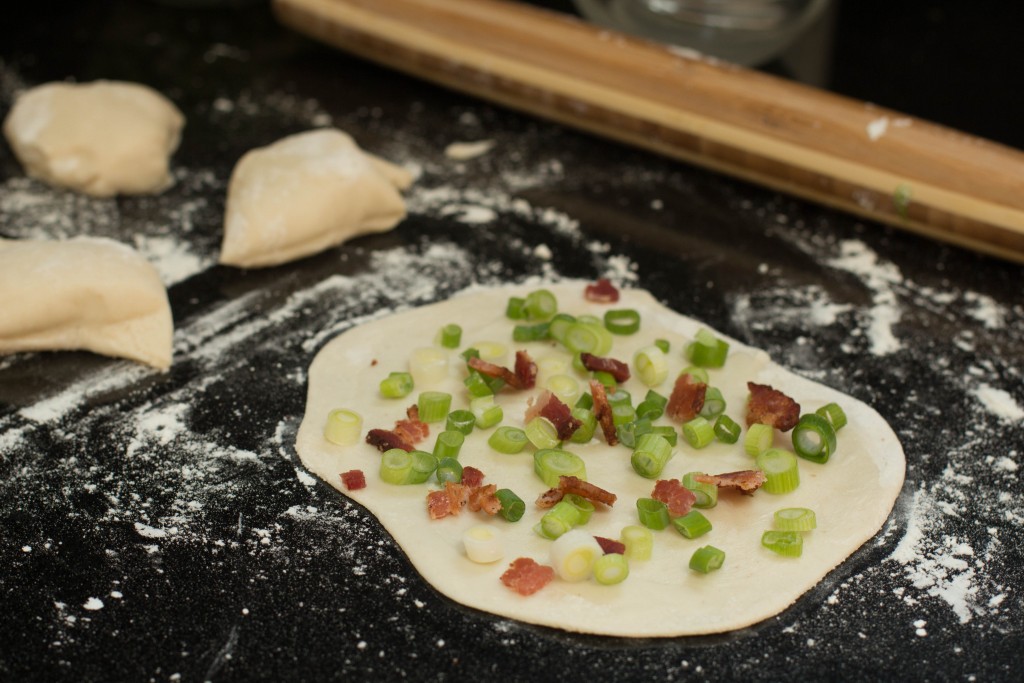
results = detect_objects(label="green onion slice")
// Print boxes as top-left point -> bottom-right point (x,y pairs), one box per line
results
636,498 -> 671,530
682,416 -> 715,449
513,322 -> 550,342
562,493 -> 595,525
549,529 -> 603,581
417,391 -> 452,423
505,296 -> 526,319
536,500 -> 582,539
445,409 -> 476,435
774,507 -> 817,531
568,407 -> 596,444
713,414 -> 741,444
470,395 -> 503,429
563,322 -> 613,356
673,510 -> 712,539
439,323 -> 462,349
525,416 -> 561,449
407,450 -> 438,484
689,545 -> 726,573
524,289 -> 558,320
432,429 -> 465,460
379,371 -> 414,399
631,433 -> 673,479
603,308 -> 641,335
620,525 -> 653,560
744,422 -> 774,457
592,552 -> 630,586
761,530 -> 803,557
684,328 -> 730,368
534,448 -> 586,487
792,413 -> 838,464
654,338 -> 670,354
682,471 -> 718,509
380,448 -> 413,485
545,374 -> 581,406
547,313 -> 576,344
636,389 -> 667,421
756,448 -> 800,494
488,426 -> 529,454
815,402 -> 848,431
495,489 -> 525,522
679,365 -> 709,384
616,418 -> 652,449
323,408 -> 362,446
435,456 -> 463,485
463,371 -> 494,398
698,387 -> 726,418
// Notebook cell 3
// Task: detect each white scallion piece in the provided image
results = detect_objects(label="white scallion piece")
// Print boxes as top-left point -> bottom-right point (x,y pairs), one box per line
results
462,525 -> 504,564
549,529 -> 603,582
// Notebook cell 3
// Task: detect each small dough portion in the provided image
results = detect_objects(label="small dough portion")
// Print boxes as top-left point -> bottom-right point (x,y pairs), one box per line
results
2,80 -> 185,197
219,128 -> 412,268
0,237 -> 174,369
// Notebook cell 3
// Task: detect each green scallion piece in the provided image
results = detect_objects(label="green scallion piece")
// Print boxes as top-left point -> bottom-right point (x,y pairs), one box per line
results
513,322 -> 550,342
534,448 -> 586,487
756,448 -> 800,494
593,370 -> 617,388
673,510 -> 712,539
463,371 -> 494,398
563,322 -> 613,356
495,488 -> 525,522
682,416 -> 715,449
761,530 -> 803,557
536,500 -> 582,539
649,425 -> 677,447
631,433 -> 673,479
815,402 -> 848,431
620,525 -> 653,560
636,389 -> 667,421
682,471 -> 718,509
636,498 -> 671,530
323,408 -> 362,446
488,426 -> 529,454
679,365 -> 709,384
774,507 -> 817,532
547,313 -> 576,344
417,391 -> 452,423
685,328 -> 730,368
505,296 -> 526,319
524,289 -> 558,320
592,553 -> 630,586
654,338 -> 670,354
525,416 -> 561,449
607,388 -> 632,407
545,374 -> 581,406
698,387 -> 726,418
568,407 -> 596,444
379,371 -> 414,399
744,422 -> 774,457
713,414 -> 741,444
408,450 -> 438,484
575,392 -> 594,410
445,409 -> 476,435
379,448 -> 414,485
792,413 -> 838,464
689,545 -> 725,573
603,308 -> 641,335
439,323 -> 462,349
611,402 -> 636,426
470,395 -> 503,429
562,493 -> 594,525
432,429 -> 465,460
435,456 -> 463,485
616,418 -> 653,449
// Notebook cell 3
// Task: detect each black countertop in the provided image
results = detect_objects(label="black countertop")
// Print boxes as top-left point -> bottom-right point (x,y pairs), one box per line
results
2,2 -> 1022,681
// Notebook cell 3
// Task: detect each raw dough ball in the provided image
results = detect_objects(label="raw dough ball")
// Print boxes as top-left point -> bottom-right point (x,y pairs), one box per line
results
0,237 -> 174,369
2,80 -> 184,197
219,128 -> 413,268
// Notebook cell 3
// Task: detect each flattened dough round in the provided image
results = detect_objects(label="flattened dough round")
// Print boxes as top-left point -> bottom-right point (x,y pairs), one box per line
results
295,282 -> 905,637
2,80 -> 184,197
219,128 -> 412,268
0,237 -> 174,369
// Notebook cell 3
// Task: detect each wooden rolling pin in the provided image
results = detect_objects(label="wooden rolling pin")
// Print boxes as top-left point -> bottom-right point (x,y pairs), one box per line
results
273,0 -> 1024,263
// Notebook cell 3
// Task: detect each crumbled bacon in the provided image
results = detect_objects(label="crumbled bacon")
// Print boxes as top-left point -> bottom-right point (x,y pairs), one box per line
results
666,373 -> 707,422
559,475 -> 617,507
580,353 -> 631,383
468,484 -> 501,514
584,278 -> 620,303
594,536 -> 626,555
339,470 -> 366,491
367,405 -> 430,452
526,391 -> 582,441
652,479 -> 696,517
694,470 -> 767,495
589,379 -> 618,446
535,488 -> 565,509
746,382 -> 801,431
468,355 -> 532,391
461,466 -> 485,488
500,557 -> 555,596
514,350 -> 538,389
366,428 -> 413,452
426,482 -> 469,519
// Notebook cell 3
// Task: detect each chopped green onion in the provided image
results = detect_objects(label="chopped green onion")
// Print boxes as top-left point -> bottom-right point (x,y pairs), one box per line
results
611,402 -> 636,426
409,347 -> 449,386
636,498 -> 671,530
682,416 -> 715,449
698,387 -> 726,418
439,323 -> 462,349
536,500 -> 582,539
432,429 -> 464,460
774,507 -> 817,531
547,313 -> 576,344
684,328 -> 730,368
505,296 -> 526,319
592,370 -> 617,388
616,418 -> 653,449
525,416 -> 561,449
475,341 -> 508,363
756,448 -> 800,494
495,489 -> 525,522
682,472 -> 718,509
408,450 -> 438,484
379,371 -> 414,399
689,545 -> 725,573
534,448 -> 586,487
636,389 -> 667,421
463,371 -> 495,398
603,308 -> 641,335
462,524 -> 504,563
488,426 -> 529,454
649,425 -> 678,447
761,530 -> 803,557
563,322 -> 613,356
607,388 -> 632,407
549,529 -> 603,581
744,422 -> 774,457
469,395 -> 503,429
435,456 -> 463,485
679,365 -> 710,384
673,510 -> 712,539
634,344 -> 669,387
524,289 -> 558,320
575,314 -> 602,326
513,322 -> 550,342
379,448 -> 413,484
568,407 -> 596,444
417,391 -> 452,423
592,552 -> 630,586
575,392 -> 594,410
323,408 -> 362,445
792,413 -> 838,464
620,525 -> 653,560
545,374 -> 581,406
562,493 -> 594,525
631,433 -> 673,479
713,414 -> 741,444
445,409 -> 476,435
815,402 -> 848,431
654,338 -> 670,354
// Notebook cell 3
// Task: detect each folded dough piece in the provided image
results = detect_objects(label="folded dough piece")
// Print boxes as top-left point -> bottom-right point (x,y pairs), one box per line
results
0,237 -> 174,369
219,128 -> 413,268
2,80 -> 185,197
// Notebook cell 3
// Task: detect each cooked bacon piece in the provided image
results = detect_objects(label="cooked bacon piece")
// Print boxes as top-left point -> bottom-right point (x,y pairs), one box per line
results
468,356 -> 523,390
559,475 -> 617,507
652,479 -> 696,517
500,557 -> 555,596
594,536 -> 626,555
339,470 -> 366,491
535,488 -> 565,509
468,484 -> 501,515
579,353 -> 631,383
589,379 -> 618,446
584,278 -> 620,303
426,482 -> 470,519
694,470 -> 767,495
746,382 -> 801,431
526,391 -> 583,441
394,404 -> 430,444
514,350 -> 538,389
366,428 -> 413,452
461,466 -> 485,488
666,373 -> 707,422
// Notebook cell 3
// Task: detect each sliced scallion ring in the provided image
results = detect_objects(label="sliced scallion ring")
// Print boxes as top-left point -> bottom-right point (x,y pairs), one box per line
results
684,328 -> 730,368
620,525 -> 653,560
379,371 -> 414,399
592,552 -> 630,586
698,387 -> 726,418
673,510 -> 712,539
774,507 -> 817,531
524,289 -> 558,320
761,530 -> 803,557
634,344 -> 669,387
682,416 -> 715,449
323,408 -> 362,446
534,448 -> 586,487
495,488 -> 525,522
713,414 -> 741,444
438,323 -> 462,349
603,308 -> 641,335
792,413 -> 837,464
635,498 -> 670,530
488,426 -> 529,454
744,422 -> 774,457
815,402 -> 848,431
756,448 -> 800,494
417,391 -> 452,423
689,545 -> 725,573
525,416 -> 560,450
682,471 -> 718,509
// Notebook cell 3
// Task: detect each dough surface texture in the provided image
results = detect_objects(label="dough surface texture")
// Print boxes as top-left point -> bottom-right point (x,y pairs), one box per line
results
219,128 -> 412,268
2,80 -> 184,197
0,237 -> 174,369
295,282 -> 906,638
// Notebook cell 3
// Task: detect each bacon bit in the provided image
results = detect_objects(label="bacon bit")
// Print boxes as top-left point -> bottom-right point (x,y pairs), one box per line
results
468,484 -> 501,515
514,350 -> 537,389
694,470 -> 767,495
594,536 -> 626,555
535,488 -> 565,509
559,475 -> 617,507
584,278 -> 620,303
339,470 -> 366,491
366,428 -> 413,452
468,356 -> 522,390
500,557 -> 555,596
371,359 -> 378,366
589,379 -> 618,446
652,479 -> 696,517
579,352 -> 631,383
367,405 -> 430,452
666,373 -> 707,422
746,382 -> 801,431
426,482 -> 470,519
461,466 -> 485,488
526,391 -> 582,441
